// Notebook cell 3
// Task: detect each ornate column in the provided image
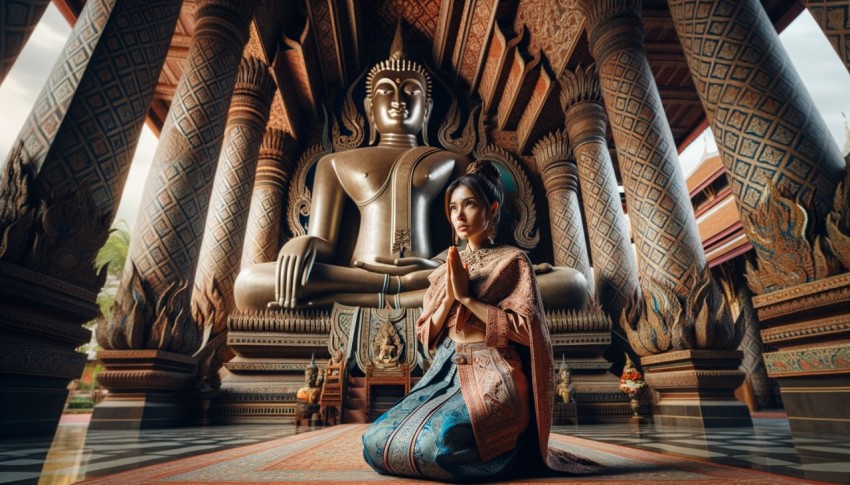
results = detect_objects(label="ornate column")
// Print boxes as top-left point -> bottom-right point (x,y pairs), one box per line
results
0,0 -> 181,437
669,0 -> 850,434
804,1 -> 850,73
92,0 -> 259,430
0,0 -> 51,83
192,56 -> 274,345
240,128 -> 295,268
532,131 -> 593,297
559,63 -> 640,322
579,0 -> 748,428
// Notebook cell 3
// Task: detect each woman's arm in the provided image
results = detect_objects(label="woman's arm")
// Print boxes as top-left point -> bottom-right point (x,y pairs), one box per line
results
449,249 -> 534,347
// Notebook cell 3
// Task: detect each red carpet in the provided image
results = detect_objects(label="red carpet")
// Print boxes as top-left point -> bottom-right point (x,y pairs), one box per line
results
80,424 -> 820,484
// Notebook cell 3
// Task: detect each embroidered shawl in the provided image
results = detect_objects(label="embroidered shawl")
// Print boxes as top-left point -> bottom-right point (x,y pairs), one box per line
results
416,244 -> 583,470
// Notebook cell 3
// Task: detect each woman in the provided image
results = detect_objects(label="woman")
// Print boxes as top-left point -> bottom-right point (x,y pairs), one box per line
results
362,161 -> 597,481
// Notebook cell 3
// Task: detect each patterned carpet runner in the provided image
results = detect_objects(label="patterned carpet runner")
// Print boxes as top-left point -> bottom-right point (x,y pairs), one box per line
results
80,424 -> 819,484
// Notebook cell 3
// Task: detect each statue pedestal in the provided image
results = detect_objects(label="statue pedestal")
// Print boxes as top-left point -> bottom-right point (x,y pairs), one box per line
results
0,262 -> 96,437
89,350 -> 197,430
210,310 -> 330,424
753,272 -> 850,434
642,349 -> 752,428
548,307 -> 632,423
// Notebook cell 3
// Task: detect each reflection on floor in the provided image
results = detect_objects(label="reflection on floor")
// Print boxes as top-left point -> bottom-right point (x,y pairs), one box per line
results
1,414 -> 847,484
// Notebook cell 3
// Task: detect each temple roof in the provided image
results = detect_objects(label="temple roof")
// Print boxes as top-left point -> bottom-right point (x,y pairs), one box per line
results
54,0 -> 804,179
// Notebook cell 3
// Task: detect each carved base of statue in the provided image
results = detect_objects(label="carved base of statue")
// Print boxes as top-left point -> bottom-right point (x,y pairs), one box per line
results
208,309 -> 331,424
548,306 -> 634,424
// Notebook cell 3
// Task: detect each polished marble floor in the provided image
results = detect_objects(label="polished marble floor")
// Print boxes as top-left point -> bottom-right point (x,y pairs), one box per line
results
1,414 -> 848,484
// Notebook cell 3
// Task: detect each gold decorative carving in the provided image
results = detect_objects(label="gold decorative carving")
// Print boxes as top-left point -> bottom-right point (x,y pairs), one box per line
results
474,144 -> 539,249
437,98 -> 479,156
745,181 -> 843,294
100,261 -> 198,354
287,144 -> 329,237
332,69 -> 366,152
622,265 -> 741,356
227,309 -> 331,333
372,318 -> 403,367
546,300 -> 612,333
753,272 -> 850,322
761,315 -> 850,345
826,174 -> 850,271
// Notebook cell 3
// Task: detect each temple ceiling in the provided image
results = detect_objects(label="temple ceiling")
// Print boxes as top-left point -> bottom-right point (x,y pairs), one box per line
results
55,0 -> 804,181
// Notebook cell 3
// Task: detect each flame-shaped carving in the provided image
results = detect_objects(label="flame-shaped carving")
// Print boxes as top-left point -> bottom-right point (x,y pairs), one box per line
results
287,144 -> 328,237
100,260 -> 199,355
474,144 -> 540,249
745,181 -> 842,294
192,275 -> 227,336
437,97 -> 479,156
825,174 -> 850,271
0,141 -> 36,262
621,267 -> 738,357
332,70 -> 366,152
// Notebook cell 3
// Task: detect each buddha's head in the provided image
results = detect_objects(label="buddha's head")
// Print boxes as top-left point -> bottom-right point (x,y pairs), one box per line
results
365,22 -> 432,144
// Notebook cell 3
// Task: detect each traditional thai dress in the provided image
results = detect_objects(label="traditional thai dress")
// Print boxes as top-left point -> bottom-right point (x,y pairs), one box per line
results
362,244 -> 597,481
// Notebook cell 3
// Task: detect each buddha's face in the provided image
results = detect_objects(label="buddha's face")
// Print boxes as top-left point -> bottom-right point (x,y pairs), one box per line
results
368,71 -> 429,136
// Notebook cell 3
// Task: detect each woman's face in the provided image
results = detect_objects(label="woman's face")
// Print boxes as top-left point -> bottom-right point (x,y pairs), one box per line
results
448,185 -> 495,247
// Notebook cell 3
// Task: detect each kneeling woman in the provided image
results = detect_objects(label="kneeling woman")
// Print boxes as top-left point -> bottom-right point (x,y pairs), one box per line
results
362,161 -> 595,481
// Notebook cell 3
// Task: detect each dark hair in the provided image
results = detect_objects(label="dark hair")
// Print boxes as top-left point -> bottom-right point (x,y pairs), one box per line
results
444,160 -> 504,227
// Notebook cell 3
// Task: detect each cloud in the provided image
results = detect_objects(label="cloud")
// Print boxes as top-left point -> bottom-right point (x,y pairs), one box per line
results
0,4 -> 71,164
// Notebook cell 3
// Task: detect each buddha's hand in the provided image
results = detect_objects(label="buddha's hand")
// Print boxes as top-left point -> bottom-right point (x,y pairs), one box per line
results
353,256 -> 440,276
273,235 -> 329,308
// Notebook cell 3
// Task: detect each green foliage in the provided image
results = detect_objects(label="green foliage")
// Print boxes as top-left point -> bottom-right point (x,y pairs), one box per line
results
68,398 -> 94,409
95,219 -> 131,278
93,220 -> 131,319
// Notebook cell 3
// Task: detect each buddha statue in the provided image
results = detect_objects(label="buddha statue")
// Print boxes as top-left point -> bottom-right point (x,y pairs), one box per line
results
556,358 -> 575,404
233,24 -> 587,312
296,355 -> 322,405
234,25 -> 466,311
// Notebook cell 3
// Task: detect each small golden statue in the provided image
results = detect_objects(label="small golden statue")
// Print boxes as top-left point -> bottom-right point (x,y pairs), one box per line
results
556,358 -> 575,404
296,354 -> 322,405
373,320 -> 403,367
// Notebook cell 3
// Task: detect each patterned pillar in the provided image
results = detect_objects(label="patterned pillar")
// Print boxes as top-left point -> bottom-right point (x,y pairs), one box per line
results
669,0 -> 847,294
580,0 -> 747,428
0,0 -> 51,83
0,0 -> 181,437
241,128 -> 295,268
193,55 -> 274,339
1,0 -> 182,290
559,63 -> 640,321
804,0 -> 850,74
102,0 -> 259,355
579,0 -> 737,354
532,132 -> 593,298
91,0 -> 259,430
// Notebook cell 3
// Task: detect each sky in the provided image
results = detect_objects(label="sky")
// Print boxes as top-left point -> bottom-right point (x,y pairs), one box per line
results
0,5 -> 848,230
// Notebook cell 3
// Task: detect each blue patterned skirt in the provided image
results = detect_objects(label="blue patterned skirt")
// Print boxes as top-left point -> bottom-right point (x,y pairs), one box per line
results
362,338 -> 527,481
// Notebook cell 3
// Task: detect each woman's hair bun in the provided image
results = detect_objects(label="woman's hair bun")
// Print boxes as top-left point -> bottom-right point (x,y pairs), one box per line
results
466,160 -> 500,186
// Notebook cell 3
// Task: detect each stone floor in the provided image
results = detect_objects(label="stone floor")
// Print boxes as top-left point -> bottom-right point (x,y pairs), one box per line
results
1,414 -> 848,484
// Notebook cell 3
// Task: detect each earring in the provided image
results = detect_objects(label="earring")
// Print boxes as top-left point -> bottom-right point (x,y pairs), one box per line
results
487,220 -> 497,240
452,229 -> 458,246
